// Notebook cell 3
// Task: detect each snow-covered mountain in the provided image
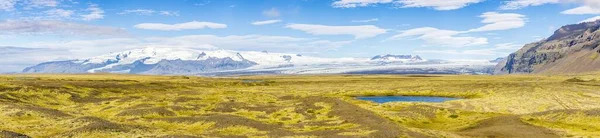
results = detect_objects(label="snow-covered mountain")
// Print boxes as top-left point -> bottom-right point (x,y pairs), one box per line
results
371,54 -> 423,62
23,47 -> 497,75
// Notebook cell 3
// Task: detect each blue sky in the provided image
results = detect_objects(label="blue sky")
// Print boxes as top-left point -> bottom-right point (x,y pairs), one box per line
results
2,0 -> 600,72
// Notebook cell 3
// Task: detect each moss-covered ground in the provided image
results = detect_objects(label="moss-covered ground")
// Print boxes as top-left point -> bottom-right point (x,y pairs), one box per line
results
1,73 -> 600,137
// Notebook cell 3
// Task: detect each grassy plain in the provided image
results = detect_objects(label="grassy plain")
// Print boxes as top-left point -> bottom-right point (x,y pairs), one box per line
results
1,73 -> 600,138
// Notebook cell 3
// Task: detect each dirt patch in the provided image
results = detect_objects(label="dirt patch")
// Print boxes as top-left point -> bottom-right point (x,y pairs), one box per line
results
156,114 -> 293,137
20,105 -> 72,118
395,105 -> 454,119
116,96 -> 143,103
173,97 -> 202,103
67,90 -> 118,103
0,94 -> 20,103
405,75 -> 443,78
159,135 -> 202,138
212,102 -> 244,112
117,107 -> 176,117
0,130 -> 31,138
58,116 -> 147,137
531,109 -> 600,116
585,109 -> 600,115
459,116 -> 560,138
279,95 -> 301,100
243,105 -> 284,114
125,104 -> 155,110
0,86 -> 21,92
301,97 -> 429,138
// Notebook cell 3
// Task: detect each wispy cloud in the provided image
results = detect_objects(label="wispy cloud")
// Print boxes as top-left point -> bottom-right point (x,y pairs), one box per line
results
262,8 -> 280,17
251,20 -> 282,25
389,27 -> 488,47
389,12 -> 525,47
44,8 -> 74,18
0,0 -> 19,11
579,16 -> 600,23
118,9 -> 180,16
561,6 -> 600,15
415,43 -> 523,56
0,20 -> 127,36
468,12 -> 527,32
81,4 -> 104,21
134,21 -> 227,31
23,0 -> 60,8
351,18 -> 379,23
396,0 -> 484,10
285,24 -> 387,39
499,0 -> 559,10
118,9 -> 155,15
332,0 -> 484,10
159,11 -> 179,16
501,0 -> 600,15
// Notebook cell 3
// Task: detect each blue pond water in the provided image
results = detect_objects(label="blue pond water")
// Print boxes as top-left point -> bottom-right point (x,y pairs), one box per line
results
357,96 -> 459,103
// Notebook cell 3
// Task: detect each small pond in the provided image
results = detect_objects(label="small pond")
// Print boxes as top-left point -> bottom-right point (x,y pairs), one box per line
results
357,96 -> 459,103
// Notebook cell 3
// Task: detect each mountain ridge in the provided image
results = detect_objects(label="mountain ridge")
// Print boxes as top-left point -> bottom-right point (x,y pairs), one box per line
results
495,20 -> 600,74
23,47 -> 497,75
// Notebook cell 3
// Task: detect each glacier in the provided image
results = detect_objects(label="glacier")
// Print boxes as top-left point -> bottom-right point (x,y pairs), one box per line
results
23,47 -> 497,76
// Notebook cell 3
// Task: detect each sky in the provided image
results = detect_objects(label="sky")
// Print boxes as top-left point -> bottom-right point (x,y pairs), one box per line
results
1,0 -> 600,72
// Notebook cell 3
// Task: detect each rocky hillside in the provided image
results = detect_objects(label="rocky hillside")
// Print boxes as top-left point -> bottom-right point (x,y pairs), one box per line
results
495,20 -> 600,74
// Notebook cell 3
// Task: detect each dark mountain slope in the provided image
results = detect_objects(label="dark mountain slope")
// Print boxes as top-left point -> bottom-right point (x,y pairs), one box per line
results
495,20 -> 600,74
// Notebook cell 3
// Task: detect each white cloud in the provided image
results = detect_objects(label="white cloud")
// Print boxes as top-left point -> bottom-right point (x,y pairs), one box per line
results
0,0 -> 61,11
415,43 -> 522,56
134,21 -> 227,31
499,0 -> 559,10
44,8 -> 74,18
0,20 -> 127,36
24,0 -> 59,8
332,0 -> 483,10
501,0 -> 600,15
388,12 -> 524,47
561,6 -> 600,14
332,0 -> 394,8
252,20 -> 282,25
560,0 -> 600,14
118,9 -> 180,16
468,12 -> 527,32
351,18 -> 379,23
81,4 -> 104,21
159,11 -> 179,16
579,16 -> 600,23
0,0 -> 18,11
118,9 -> 155,15
389,27 -> 488,47
396,0 -> 484,10
262,8 -> 280,17
285,24 -> 387,39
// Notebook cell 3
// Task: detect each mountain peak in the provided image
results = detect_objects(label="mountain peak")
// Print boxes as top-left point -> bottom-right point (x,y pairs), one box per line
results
496,20 -> 600,74
371,54 -> 422,61
547,20 -> 600,41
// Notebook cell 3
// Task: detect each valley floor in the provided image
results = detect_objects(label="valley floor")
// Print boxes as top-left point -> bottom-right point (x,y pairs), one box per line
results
1,74 -> 600,137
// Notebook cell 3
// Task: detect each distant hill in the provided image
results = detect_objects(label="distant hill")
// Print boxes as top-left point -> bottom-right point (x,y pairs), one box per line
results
495,20 -> 600,74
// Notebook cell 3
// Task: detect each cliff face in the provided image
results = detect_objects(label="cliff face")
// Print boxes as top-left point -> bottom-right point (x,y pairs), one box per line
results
495,20 -> 600,74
